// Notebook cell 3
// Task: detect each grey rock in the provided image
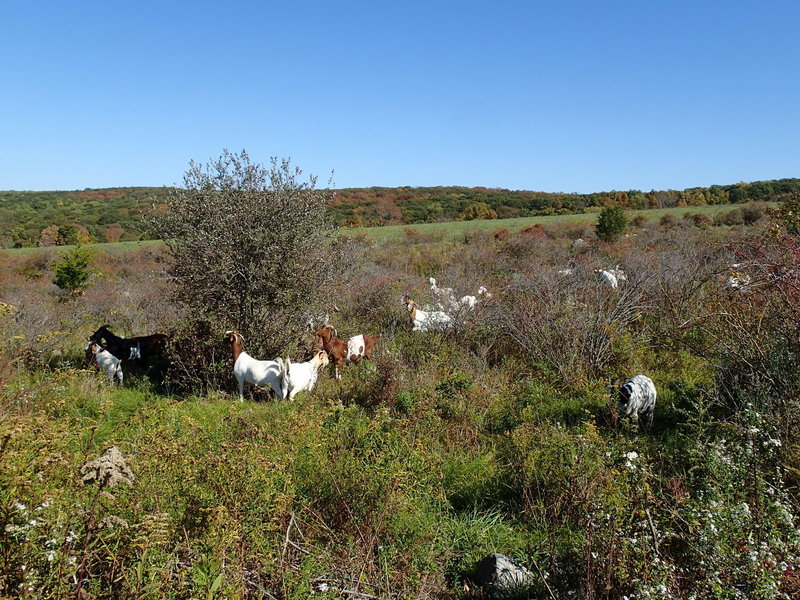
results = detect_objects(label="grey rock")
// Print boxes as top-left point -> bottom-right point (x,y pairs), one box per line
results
473,553 -> 535,598
80,446 -> 135,488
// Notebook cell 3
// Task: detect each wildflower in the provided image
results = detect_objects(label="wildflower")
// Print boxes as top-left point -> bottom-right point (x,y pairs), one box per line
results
14,502 -> 28,512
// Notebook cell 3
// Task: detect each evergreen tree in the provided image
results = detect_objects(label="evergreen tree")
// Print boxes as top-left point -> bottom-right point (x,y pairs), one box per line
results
596,205 -> 628,242
52,245 -> 93,297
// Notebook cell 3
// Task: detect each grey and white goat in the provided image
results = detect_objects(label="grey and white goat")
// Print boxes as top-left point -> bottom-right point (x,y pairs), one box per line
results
617,374 -> 657,429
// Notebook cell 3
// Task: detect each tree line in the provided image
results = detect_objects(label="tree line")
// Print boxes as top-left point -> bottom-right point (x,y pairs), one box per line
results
2,178 -> 798,247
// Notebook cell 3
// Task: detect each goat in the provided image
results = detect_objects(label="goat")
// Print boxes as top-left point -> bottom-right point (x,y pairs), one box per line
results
458,285 -> 492,310
594,269 -> 619,289
402,296 -> 453,331
429,277 -> 459,312
609,264 -> 628,283
304,305 -> 340,331
725,263 -> 752,290
85,341 -> 124,385
617,374 -> 657,429
225,330 -> 288,401
314,324 -> 349,380
346,332 -> 381,362
281,350 -> 329,400
88,325 -> 169,362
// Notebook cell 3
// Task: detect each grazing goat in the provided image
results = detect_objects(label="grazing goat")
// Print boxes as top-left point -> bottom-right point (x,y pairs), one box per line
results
429,277 -> 459,312
403,296 -> 453,332
609,264 -> 627,283
726,264 -> 752,290
617,374 -> 657,429
304,305 -> 340,331
458,286 -> 493,310
225,330 -> 288,401
315,324 -> 349,380
594,269 -> 619,289
346,333 -> 381,362
85,341 -> 124,385
88,325 -> 169,362
281,350 -> 329,400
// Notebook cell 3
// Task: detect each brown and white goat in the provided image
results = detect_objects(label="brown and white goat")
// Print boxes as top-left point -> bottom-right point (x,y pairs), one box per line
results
314,324 -> 380,380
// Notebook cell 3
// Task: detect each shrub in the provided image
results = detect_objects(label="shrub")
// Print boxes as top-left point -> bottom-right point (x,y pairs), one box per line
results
459,202 -> 498,221
148,149 -> 341,358
596,206 -> 627,242
52,245 -> 93,297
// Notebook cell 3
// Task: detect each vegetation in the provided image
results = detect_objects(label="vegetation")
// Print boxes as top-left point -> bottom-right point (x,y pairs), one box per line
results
2,178 -> 799,248
0,185 -> 799,599
52,245 -> 93,298
596,205 -> 628,242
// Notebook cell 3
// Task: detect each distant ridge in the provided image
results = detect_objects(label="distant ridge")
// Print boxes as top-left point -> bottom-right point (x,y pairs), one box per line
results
1,178 -> 798,247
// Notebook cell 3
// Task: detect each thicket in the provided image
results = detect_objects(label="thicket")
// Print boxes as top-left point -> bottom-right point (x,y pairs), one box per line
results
1,199 -> 799,599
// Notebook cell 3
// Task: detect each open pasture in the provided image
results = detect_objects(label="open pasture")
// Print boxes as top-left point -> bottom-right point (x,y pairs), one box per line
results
1,207 -> 799,599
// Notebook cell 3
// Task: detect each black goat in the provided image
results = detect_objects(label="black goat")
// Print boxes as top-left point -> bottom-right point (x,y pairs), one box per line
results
88,325 -> 169,362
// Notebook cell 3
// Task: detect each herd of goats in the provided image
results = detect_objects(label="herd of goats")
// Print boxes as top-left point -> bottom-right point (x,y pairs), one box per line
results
83,270 -> 659,430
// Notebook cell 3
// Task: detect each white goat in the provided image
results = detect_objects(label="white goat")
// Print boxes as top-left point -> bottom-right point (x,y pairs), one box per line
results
725,264 -> 751,290
429,277 -> 459,312
403,297 -> 453,332
618,374 -> 657,429
458,285 -> 492,310
282,350 -> 329,400
304,305 -> 339,331
85,342 -> 123,385
595,269 -> 619,289
609,264 -> 628,283
225,331 -> 288,401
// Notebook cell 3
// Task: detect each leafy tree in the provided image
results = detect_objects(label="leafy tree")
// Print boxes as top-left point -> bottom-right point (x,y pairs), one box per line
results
39,225 -> 64,247
52,245 -> 93,297
770,192 -> 800,235
149,149 -> 338,355
459,202 -> 497,221
596,205 -> 628,242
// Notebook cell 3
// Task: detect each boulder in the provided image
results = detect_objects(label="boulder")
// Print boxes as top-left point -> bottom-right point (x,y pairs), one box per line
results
472,553 -> 535,598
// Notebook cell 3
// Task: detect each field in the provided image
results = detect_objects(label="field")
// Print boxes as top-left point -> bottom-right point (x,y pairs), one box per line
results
1,202 -> 771,254
1,205 -> 799,599
339,203 -> 761,242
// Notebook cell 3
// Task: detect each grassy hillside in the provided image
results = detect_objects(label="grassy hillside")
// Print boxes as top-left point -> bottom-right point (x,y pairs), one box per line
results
340,202 -> 768,243
1,204 -> 799,599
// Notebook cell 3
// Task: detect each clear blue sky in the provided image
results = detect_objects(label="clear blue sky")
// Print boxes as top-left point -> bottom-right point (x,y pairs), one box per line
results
2,1 -> 798,193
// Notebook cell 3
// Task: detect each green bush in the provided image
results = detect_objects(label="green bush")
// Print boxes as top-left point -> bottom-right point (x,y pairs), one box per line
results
596,205 -> 628,242
52,245 -> 93,297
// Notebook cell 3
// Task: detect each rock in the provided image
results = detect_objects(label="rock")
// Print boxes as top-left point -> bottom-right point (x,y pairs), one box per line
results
80,446 -> 135,488
473,553 -> 535,598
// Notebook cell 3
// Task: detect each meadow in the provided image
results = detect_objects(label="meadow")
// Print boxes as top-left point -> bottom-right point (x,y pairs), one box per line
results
1,205 -> 799,599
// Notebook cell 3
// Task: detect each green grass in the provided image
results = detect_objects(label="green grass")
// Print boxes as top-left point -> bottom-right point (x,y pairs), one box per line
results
0,239 -> 165,256
0,203 -> 770,253
339,202 -> 771,242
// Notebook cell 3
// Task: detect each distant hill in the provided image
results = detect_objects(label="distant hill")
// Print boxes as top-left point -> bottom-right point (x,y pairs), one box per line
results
2,178 -> 798,247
